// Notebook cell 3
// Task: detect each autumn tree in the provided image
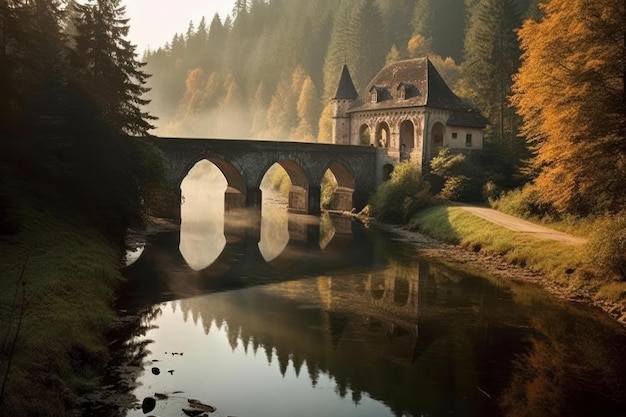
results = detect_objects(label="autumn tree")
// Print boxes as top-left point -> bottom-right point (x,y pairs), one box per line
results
291,75 -> 320,142
511,0 -> 626,214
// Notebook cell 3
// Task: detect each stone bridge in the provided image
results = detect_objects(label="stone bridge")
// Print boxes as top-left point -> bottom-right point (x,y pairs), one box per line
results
145,137 -> 394,221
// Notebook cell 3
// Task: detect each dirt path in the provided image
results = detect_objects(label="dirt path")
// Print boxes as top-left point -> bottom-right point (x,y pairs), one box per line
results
455,204 -> 587,245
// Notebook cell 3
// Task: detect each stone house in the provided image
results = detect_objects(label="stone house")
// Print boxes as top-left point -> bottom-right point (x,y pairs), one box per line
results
332,57 -> 488,172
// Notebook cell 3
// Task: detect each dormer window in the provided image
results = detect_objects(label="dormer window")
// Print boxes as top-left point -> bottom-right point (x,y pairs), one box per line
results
371,91 -> 377,103
399,85 -> 406,100
397,82 -> 417,100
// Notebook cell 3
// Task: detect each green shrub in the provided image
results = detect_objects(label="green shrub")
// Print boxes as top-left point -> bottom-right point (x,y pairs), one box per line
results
585,213 -> 626,281
429,147 -> 483,202
482,180 -> 502,203
492,184 -> 559,220
369,162 -> 432,223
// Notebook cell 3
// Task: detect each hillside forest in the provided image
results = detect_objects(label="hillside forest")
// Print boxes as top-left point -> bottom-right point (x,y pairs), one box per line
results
144,0 -> 625,218
0,1 -> 624,414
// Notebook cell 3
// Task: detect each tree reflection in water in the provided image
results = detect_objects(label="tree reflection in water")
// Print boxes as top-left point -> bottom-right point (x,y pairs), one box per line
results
90,205 -> 626,416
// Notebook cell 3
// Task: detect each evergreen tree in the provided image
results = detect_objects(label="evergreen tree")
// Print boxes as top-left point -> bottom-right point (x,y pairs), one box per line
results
322,1 -> 359,100
352,0 -> 386,90
412,0 -> 465,61
70,0 -> 156,136
1,0 -> 66,131
379,0 -> 415,55
206,13 -> 228,74
412,0 -> 434,40
463,0 -> 522,144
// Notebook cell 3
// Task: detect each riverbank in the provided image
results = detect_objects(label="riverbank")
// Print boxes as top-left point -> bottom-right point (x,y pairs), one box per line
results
0,207 -> 122,416
371,204 -> 626,326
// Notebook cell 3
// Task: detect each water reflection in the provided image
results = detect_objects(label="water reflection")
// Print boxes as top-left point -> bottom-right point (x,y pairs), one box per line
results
107,170 -> 626,417
112,241 -> 626,417
179,161 -> 226,271
178,164 -> 349,272
259,192 -> 289,262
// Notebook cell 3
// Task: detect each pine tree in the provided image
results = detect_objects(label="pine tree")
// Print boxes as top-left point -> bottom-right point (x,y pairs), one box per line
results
322,1 -> 359,100
378,0 -> 414,58
463,0 -> 522,145
1,0 -> 66,131
206,13 -> 228,74
412,0 -> 465,60
70,0 -> 156,136
352,0 -> 386,90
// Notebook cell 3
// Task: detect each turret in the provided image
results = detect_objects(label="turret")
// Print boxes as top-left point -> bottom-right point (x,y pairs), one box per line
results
332,64 -> 358,145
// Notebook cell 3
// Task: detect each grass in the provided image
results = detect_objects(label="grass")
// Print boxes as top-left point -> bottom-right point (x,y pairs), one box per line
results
0,205 -> 121,416
407,205 -> 626,309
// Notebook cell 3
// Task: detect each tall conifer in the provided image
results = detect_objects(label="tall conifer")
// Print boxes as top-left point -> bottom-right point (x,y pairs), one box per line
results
70,0 -> 155,136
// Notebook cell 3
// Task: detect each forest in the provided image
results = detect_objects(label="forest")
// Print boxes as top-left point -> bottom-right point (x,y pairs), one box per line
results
0,0 -> 624,415
0,0 -> 160,239
142,0 -> 624,220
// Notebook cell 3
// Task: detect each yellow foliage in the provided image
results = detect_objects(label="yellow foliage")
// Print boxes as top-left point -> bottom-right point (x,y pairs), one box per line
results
512,0 -> 626,214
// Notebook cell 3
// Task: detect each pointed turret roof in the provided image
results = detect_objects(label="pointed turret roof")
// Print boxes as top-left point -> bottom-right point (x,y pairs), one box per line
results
333,64 -> 359,100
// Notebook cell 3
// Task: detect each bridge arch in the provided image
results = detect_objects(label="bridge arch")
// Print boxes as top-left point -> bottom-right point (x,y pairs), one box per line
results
181,157 -> 248,211
259,159 -> 312,214
323,161 -> 356,212
209,158 -> 248,210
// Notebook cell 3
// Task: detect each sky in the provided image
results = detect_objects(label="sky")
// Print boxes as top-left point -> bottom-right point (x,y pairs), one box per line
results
123,0 -> 235,53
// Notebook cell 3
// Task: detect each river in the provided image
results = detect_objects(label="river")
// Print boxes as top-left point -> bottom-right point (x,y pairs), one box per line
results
87,170 -> 626,417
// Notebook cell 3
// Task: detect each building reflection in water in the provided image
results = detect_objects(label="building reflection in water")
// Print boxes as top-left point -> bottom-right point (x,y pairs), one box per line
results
116,161 -> 626,417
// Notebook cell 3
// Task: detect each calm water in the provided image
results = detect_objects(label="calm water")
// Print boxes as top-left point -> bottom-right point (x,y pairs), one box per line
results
94,175 -> 626,417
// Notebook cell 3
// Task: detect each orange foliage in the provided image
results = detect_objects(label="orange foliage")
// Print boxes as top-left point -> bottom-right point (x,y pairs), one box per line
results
511,0 -> 626,214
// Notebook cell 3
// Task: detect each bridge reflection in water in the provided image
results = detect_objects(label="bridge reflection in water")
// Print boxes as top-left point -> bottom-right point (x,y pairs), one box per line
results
115,213 -> 626,417
115,158 -> 626,417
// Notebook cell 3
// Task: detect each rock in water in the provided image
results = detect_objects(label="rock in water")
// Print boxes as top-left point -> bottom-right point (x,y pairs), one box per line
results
141,397 -> 156,413
182,409 -> 205,416
188,398 -> 217,412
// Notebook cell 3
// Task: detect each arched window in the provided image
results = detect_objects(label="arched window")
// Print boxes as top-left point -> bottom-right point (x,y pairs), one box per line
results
399,120 -> 414,161
376,122 -> 390,148
431,122 -> 445,157
359,124 -> 371,146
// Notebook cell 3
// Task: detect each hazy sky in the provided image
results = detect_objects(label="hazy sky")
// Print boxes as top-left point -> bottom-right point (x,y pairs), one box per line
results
124,0 -> 234,53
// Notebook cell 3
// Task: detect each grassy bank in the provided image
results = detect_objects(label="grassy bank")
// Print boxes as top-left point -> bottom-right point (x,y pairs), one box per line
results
0,206 -> 121,416
407,205 -> 626,318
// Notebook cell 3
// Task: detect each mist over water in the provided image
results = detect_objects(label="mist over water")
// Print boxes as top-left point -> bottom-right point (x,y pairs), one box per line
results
180,161 -> 227,271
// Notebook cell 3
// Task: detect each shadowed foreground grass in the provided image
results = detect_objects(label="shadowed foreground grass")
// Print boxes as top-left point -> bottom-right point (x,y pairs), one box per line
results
408,205 -> 626,308
0,207 -> 120,416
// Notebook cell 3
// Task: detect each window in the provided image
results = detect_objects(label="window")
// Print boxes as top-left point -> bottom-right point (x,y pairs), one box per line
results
371,92 -> 377,103
465,133 -> 473,146
399,86 -> 406,100
452,132 -> 458,139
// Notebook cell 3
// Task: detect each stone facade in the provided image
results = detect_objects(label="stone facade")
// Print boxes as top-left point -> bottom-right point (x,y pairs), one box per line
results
332,58 -> 488,172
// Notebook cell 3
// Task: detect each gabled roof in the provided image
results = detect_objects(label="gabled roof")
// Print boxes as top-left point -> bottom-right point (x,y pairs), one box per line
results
333,64 -> 359,100
347,58 -> 488,127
